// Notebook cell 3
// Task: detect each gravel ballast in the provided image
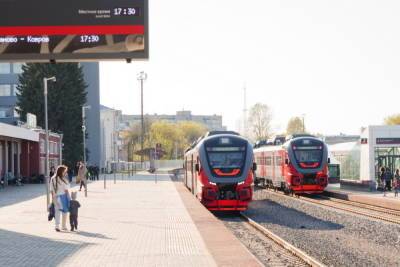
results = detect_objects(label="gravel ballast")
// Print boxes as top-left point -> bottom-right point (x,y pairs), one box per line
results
221,215 -> 308,267
244,189 -> 400,267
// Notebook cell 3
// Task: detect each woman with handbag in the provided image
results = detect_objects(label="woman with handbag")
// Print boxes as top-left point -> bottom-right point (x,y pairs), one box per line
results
50,165 -> 71,232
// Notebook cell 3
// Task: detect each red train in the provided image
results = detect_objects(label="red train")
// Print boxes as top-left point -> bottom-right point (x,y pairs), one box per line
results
184,131 -> 255,211
253,135 -> 329,194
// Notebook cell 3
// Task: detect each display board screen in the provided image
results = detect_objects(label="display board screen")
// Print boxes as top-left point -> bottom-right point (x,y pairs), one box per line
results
0,0 -> 148,61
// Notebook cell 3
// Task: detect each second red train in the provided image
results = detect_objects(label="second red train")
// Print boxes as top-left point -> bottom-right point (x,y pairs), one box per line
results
253,135 -> 329,194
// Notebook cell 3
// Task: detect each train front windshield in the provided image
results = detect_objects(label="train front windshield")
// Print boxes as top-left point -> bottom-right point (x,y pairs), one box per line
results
292,139 -> 324,167
205,137 -> 247,177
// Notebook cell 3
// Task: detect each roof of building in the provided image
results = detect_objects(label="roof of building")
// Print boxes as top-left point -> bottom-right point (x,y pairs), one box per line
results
0,122 -> 39,142
328,141 -> 360,152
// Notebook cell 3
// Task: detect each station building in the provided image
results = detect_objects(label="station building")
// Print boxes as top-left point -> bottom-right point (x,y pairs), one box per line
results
328,125 -> 400,189
0,122 -> 61,185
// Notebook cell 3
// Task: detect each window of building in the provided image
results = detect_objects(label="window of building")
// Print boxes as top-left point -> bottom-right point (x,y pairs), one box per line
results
13,108 -> 19,118
12,63 -> 24,74
0,107 -> 12,118
0,63 -> 10,74
13,84 -> 20,96
40,139 -> 45,153
0,84 -> 11,96
40,157 -> 45,175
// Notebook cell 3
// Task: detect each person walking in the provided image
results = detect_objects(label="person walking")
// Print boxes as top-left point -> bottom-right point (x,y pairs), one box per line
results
394,169 -> 400,197
380,167 -> 386,195
50,165 -> 70,232
77,162 -> 87,192
385,168 -> 393,192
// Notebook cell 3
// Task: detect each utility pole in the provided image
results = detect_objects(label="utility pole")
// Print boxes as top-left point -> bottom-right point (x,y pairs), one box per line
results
44,76 -> 56,210
137,71 -> 147,169
82,105 -> 91,197
302,114 -> 306,133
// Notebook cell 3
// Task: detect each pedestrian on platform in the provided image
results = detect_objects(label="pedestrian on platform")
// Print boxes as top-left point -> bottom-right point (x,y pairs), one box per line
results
77,162 -> 87,192
49,166 -> 55,179
380,167 -> 386,194
69,191 -> 81,231
385,168 -> 393,192
50,165 -> 70,232
394,169 -> 400,197
94,164 -> 99,181
67,167 -> 73,183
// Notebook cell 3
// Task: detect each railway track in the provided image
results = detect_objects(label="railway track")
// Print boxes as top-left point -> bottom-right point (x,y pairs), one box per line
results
238,212 -> 325,267
257,187 -> 400,225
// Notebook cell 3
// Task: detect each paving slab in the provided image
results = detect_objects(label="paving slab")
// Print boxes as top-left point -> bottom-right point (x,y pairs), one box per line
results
326,184 -> 400,211
0,174 -> 216,267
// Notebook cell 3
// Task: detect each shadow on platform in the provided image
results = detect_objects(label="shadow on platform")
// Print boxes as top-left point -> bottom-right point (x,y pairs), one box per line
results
0,229 -> 91,266
76,231 -> 114,240
0,185 -> 47,209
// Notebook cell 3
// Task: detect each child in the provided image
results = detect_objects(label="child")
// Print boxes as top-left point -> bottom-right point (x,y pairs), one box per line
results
69,191 -> 81,231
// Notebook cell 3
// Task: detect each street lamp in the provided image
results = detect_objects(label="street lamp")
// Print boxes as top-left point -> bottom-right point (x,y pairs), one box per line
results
82,105 -> 91,197
137,71 -> 147,169
301,114 -> 306,133
44,76 -> 56,209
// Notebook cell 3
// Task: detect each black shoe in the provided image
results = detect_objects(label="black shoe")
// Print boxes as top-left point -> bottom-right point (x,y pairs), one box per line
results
55,228 -> 61,232
71,228 -> 74,231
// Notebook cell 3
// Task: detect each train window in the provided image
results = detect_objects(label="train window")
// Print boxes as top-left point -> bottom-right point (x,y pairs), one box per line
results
294,150 -> 321,163
208,151 -> 245,169
275,156 -> 282,166
266,157 -> 272,166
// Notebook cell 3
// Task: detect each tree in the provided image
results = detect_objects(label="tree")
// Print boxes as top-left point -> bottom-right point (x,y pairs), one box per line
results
286,117 -> 305,135
17,63 -> 87,167
248,103 -> 273,141
123,120 -> 207,160
384,114 -> 400,125
178,121 -> 207,144
123,118 -> 153,161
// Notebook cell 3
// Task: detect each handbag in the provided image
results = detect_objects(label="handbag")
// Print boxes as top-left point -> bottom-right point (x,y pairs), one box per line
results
57,193 -> 70,213
48,203 -> 55,221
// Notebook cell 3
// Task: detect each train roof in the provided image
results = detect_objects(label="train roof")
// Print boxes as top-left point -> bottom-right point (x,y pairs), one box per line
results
205,131 -> 240,137
254,135 -> 323,151
184,131 -> 245,153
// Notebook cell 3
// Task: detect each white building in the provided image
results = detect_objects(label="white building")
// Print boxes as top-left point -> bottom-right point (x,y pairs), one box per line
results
100,105 -> 122,171
360,125 -> 400,187
328,125 -> 400,189
121,110 -> 226,131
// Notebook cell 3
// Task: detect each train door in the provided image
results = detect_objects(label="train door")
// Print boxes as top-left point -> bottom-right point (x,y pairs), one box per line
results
191,154 -> 195,193
274,154 -> 282,186
184,157 -> 188,186
272,152 -> 276,186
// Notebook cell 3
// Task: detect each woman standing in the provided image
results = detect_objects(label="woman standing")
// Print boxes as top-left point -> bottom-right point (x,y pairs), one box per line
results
50,165 -> 70,232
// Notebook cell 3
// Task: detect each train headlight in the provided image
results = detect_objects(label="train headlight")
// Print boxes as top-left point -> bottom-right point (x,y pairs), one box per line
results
239,187 -> 251,201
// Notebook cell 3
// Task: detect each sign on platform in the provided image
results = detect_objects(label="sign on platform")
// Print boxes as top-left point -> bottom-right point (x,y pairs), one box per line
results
0,0 -> 148,62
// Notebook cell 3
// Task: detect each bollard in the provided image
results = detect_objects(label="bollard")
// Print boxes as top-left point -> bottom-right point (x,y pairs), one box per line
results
103,172 -> 106,189
114,170 -> 116,184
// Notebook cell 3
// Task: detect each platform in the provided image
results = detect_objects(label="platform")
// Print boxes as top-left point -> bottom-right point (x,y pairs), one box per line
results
0,173 -> 261,267
325,183 -> 400,211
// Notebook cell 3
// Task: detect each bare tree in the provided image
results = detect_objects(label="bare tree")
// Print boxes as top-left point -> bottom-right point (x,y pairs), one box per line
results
286,117 -> 305,135
248,103 -> 273,141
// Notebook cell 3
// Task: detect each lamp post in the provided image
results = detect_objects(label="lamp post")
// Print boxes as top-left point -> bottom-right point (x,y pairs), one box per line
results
82,105 -> 91,197
137,71 -> 147,169
301,114 -> 306,133
44,76 -> 56,209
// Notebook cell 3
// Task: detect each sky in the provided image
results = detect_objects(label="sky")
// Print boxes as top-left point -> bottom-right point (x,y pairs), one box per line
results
100,0 -> 400,136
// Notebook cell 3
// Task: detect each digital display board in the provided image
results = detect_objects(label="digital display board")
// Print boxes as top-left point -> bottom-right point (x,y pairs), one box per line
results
0,0 -> 148,61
